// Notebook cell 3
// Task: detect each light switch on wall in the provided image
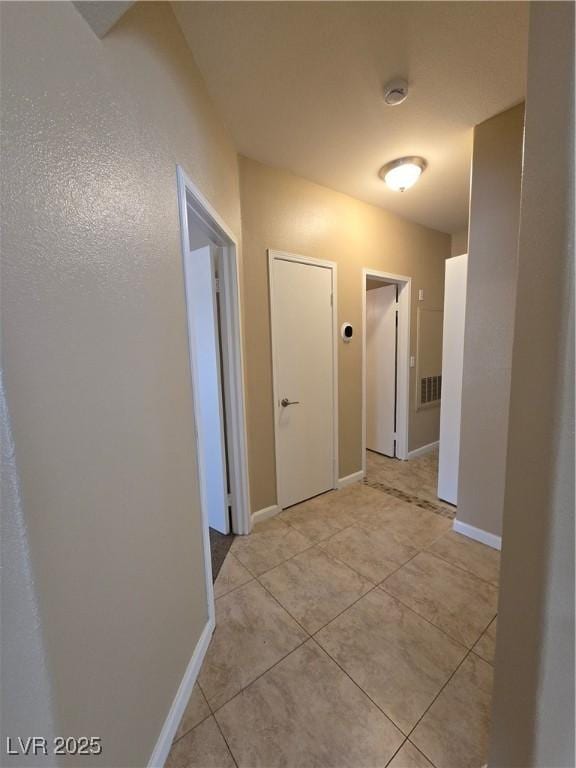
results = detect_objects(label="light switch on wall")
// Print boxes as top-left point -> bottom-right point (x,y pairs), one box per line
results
418,288 -> 424,301
410,355 -> 415,367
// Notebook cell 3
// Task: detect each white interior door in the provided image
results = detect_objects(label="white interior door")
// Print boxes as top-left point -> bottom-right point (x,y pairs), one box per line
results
270,256 -> 335,509
184,245 -> 229,533
366,285 -> 397,457
438,254 -> 468,505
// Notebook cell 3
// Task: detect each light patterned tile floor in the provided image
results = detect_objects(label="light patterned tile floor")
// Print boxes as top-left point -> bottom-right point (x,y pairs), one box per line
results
167,451 -> 500,768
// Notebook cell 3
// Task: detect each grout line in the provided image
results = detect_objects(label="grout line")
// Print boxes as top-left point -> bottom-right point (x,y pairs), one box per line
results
213,553 -> 257,601
377,577 -> 493,652
258,543 -> 401,631
308,583 -> 381,637
382,737 -> 438,768
374,549 -> 422,583
421,546 -> 500,587
470,613 -> 499,653
312,545 -> 388,587
383,738 -> 408,768
201,587 -> 312,716
307,582 -> 485,746
315,527 -> 423,588
214,576 -> 255,602
197,679 -> 213,715
255,573 -> 313,636
206,580 -> 382,718
406,646 -> 478,748
379,551 -> 498,647
309,636 -> 407,736
209,635 -> 311,716
256,545 -> 387,636
233,537 -> 317,580
470,648 -> 495,668
405,740 -> 437,767
375,580 -> 474,650
171,711 -> 212,745
280,517 -> 356,544
212,714 -> 239,768
423,525 -> 455,549
249,517 -> 368,581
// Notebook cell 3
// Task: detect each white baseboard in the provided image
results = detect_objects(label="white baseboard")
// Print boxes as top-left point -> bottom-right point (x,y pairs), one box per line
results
453,519 -> 502,551
148,617 -> 215,767
407,440 -> 439,460
336,470 -> 365,489
251,504 -> 282,525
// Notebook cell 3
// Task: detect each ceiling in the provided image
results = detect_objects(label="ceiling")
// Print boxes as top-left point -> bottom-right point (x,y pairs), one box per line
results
173,2 -> 528,234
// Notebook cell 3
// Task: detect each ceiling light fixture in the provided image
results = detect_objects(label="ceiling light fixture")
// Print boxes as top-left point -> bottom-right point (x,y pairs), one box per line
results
379,156 -> 427,192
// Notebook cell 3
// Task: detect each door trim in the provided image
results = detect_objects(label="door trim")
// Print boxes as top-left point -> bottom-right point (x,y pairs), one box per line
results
268,250 -> 339,509
176,164 -> 252,547
361,268 -> 411,470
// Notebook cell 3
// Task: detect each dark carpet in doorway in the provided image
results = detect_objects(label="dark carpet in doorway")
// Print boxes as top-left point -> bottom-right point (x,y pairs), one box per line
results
209,528 -> 235,581
363,478 -> 456,520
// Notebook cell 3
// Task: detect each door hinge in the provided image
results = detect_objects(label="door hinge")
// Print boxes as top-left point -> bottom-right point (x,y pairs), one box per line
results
215,277 -> 221,293
330,293 -> 333,307
226,493 -> 232,506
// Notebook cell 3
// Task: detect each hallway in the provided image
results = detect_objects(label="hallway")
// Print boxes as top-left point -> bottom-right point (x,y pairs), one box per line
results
167,453 -> 500,768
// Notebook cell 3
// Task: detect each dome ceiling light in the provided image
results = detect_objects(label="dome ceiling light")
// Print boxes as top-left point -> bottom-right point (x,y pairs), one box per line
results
379,156 -> 427,192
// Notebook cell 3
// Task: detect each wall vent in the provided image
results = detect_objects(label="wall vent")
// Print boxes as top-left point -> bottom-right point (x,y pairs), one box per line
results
420,375 -> 442,405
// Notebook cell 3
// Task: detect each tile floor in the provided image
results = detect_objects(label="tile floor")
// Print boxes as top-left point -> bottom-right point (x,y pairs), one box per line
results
167,450 -> 500,768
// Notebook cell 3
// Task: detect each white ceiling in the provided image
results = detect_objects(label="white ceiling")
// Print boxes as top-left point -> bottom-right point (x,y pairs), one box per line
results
173,2 -> 528,234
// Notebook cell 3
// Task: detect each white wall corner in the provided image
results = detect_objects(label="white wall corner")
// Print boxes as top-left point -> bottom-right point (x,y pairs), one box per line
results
407,440 -> 439,460
336,470 -> 365,489
148,617 -> 215,768
453,519 -> 502,551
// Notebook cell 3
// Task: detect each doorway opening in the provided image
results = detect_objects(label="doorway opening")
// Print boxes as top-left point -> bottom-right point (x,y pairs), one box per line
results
361,269 -> 411,476
366,279 -> 398,458
176,166 -> 251,596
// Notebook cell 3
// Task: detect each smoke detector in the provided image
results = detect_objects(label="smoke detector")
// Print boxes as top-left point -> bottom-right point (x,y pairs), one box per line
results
383,78 -> 409,106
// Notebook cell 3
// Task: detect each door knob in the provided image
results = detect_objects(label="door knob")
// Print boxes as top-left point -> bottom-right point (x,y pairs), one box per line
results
281,398 -> 300,407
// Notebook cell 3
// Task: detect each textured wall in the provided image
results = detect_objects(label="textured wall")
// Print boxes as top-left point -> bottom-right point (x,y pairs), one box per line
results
0,2 -> 240,766
457,104 -> 524,538
239,157 -> 450,512
1,374 -> 57,767
490,3 -> 575,765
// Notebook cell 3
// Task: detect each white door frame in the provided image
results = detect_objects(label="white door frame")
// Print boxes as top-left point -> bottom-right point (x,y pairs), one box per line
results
268,250 -> 339,509
361,268 -> 411,471
176,164 -> 251,614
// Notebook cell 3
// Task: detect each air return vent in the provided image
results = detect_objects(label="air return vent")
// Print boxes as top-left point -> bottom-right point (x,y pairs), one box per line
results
420,375 -> 442,405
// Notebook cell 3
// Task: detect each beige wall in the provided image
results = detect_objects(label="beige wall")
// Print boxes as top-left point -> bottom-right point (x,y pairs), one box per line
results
490,3 -> 574,765
239,157 -> 450,512
1,3 -> 240,766
457,104 -> 524,538
450,228 -> 468,256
